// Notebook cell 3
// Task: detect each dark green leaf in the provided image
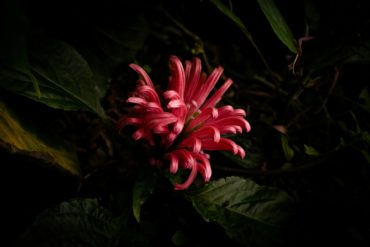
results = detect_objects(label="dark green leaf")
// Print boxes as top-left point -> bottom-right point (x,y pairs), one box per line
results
171,230 -> 190,246
17,198 -> 122,247
359,88 -> 370,110
190,176 -> 294,246
0,96 -> 80,176
303,144 -> 320,156
257,0 -> 297,53
281,135 -> 294,161
0,38 -> 107,118
132,169 -> 156,222
79,51 -> 111,100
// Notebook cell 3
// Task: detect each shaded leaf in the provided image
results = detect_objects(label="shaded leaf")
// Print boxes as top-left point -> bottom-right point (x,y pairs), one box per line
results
281,135 -> 294,161
79,51 -> 111,100
17,198 -> 122,247
171,230 -> 189,246
257,0 -> 297,53
0,37 -> 107,118
132,169 -> 156,222
304,144 -> 320,156
0,96 -> 80,176
190,176 -> 294,246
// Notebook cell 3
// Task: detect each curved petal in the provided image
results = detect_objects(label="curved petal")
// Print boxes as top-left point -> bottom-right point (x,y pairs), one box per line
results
168,56 -> 186,99
194,153 -> 212,182
184,57 -> 202,103
163,90 -> 180,100
201,79 -> 233,110
192,66 -> 224,109
167,99 -> 184,109
173,149 -> 195,167
201,138 -> 245,157
185,107 -> 217,132
127,97 -> 148,106
135,85 -> 161,104
166,153 -> 179,174
146,102 -> 163,113
130,64 -> 154,87
190,126 -> 221,143
145,113 -> 178,131
203,116 -> 251,133
174,164 -> 198,190
177,137 -> 202,153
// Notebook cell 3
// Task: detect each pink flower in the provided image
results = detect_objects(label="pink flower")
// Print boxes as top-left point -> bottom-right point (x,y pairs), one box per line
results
118,56 -> 251,190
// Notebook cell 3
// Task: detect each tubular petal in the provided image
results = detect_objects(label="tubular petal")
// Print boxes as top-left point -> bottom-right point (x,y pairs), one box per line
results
136,85 -> 161,103
167,99 -> 183,108
194,153 -> 212,181
192,66 -> 224,109
174,164 -> 198,190
119,56 -> 251,190
167,153 -> 179,174
127,97 -> 148,106
202,138 -> 244,155
191,126 -> 221,143
129,64 -> 154,87
184,57 -> 202,103
201,79 -> 233,110
169,56 -> 186,99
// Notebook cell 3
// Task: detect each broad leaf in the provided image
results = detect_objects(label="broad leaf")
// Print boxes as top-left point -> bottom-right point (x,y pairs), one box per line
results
0,96 -> 80,176
190,176 -> 294,246
132,169 -> 156,222
17,198 -> 122,247
257,0 -> 297,53
281,135 -> 295,161
0,38 -> 107,118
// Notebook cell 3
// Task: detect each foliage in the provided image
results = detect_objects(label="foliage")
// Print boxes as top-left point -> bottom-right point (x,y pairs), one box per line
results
0,95 -> 80,176
16,198 -> 125,247
190,176 -> 294,246
1,0 -> 369,246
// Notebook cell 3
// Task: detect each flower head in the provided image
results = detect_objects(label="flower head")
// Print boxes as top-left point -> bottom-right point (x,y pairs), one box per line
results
118,56 -> 251,190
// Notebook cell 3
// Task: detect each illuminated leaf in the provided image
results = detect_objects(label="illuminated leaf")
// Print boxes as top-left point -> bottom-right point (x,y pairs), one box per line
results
0,96 -> 80,176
